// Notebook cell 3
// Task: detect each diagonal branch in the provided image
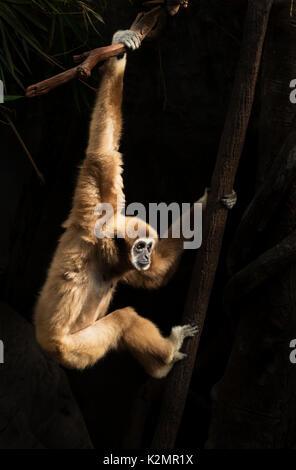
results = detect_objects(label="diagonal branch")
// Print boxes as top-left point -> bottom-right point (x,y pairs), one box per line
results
25,6 -> 165,98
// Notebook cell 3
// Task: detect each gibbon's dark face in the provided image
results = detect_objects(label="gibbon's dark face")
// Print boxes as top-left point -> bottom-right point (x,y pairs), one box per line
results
132,238 -> 155,271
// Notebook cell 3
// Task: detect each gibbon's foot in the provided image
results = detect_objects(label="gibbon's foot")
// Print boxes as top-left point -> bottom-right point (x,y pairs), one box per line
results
112,30 -> 141,50
221,190 -> 237,210
170,324 -> 199,353
149,325 -> 198,379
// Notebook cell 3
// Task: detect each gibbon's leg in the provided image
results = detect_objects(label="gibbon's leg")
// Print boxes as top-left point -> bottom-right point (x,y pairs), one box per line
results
54,307 -> 197,378
122,311 -> 198,379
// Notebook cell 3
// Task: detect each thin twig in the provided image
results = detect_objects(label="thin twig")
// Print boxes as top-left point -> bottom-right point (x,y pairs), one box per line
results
3,112 -> 45,184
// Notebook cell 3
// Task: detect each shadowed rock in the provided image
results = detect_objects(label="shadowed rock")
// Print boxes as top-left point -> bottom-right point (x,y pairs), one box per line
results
0,302 -> 93,449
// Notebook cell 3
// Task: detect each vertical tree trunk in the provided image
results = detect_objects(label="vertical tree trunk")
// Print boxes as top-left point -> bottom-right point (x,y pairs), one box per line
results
208,0 -> 296,448
151,0 -> 273,449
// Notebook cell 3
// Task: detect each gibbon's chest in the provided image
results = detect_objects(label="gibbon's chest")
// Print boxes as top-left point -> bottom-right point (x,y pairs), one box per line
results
92,272 -> 117,321
71,270 -> 116,332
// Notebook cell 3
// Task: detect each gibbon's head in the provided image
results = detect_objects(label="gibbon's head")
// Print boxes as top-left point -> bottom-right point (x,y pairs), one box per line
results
118,216 -> 158,272
131,237 -> 156,271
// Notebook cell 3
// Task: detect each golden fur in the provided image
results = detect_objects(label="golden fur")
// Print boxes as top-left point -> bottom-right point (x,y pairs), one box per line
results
34,50 -> 200,378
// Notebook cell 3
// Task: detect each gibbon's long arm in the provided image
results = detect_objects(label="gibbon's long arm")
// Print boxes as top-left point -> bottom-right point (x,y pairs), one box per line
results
66,32 -> 141,241
66,55 -> 126,240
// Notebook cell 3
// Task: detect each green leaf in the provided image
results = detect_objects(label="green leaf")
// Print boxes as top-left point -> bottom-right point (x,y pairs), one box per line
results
0,0 -> 105,93
43,0 -> 62,14
4,94 -> 24,101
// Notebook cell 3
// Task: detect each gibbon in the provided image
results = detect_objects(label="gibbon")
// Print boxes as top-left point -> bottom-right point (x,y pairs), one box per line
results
34,30 -> 204,378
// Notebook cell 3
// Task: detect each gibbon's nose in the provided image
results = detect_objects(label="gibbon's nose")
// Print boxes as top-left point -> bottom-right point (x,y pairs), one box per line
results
143,252 -> 149,262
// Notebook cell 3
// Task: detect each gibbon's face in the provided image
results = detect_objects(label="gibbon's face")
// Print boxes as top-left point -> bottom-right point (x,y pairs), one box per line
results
131,238 -> 155,271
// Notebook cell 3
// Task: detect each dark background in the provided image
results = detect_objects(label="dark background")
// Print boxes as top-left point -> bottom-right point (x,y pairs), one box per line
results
1,0 -> 296,449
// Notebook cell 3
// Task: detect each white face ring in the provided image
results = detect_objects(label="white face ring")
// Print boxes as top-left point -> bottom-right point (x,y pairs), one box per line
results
132,238 -> 155,271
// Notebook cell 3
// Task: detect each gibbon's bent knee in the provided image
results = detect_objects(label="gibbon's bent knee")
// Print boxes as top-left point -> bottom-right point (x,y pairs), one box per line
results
35,332 -> 90,370
53,340 -> 96,370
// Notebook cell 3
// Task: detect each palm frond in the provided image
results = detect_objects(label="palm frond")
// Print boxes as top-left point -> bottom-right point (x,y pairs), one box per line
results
0,0 -> 106,93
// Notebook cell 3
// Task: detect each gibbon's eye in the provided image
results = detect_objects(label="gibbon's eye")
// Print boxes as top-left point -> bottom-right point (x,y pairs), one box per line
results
147,242 -> 153,252
136,242 -> 145,251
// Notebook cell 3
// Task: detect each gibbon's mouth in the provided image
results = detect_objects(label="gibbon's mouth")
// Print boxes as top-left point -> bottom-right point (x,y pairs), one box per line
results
137,262 -> 150,271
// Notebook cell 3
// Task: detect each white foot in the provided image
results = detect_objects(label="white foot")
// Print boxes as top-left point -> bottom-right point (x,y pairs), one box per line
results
149,325 -> 198,379
170,324 -> 199,352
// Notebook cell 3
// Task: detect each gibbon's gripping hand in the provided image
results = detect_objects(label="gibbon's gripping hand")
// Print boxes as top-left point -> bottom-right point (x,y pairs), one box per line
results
112,30 -> 141,50
197,188 -> 237,210
221,190 -> 237,210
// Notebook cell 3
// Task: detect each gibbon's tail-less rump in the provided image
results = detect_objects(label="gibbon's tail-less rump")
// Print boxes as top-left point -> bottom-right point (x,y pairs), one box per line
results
34,30 -> 200,378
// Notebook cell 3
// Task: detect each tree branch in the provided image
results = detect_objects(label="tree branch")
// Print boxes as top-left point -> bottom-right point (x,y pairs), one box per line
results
151,0 -> 274,449
25,6 -> 165,98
